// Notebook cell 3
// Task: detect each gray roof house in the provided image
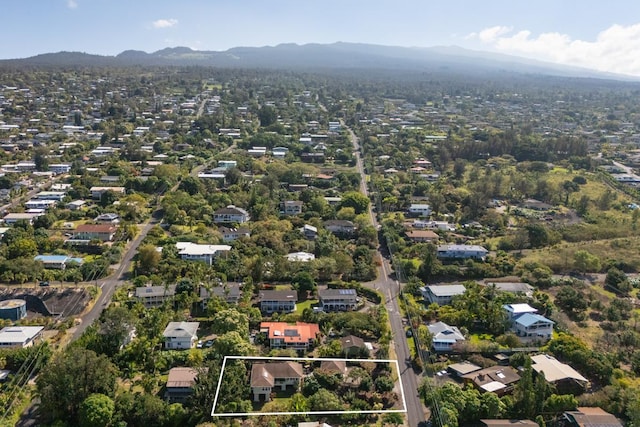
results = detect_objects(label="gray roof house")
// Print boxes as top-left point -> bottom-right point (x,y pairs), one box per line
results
163,321 -> 199,350
420,284 -> 466,305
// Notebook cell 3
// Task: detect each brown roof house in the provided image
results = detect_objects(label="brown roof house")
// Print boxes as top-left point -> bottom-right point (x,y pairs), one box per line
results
165,367 -> 202,403
563,407 -> 623,427
461,365 -> 521,395
250,362 -> 304,402
72,224 -> 117,242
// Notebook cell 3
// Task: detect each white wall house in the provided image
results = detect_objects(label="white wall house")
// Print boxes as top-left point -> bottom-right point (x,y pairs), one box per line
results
163,321 -> 199,350
512,313 -> 554,342
408,203 -> 432,217
212,205 -> 250,223
176,242 -> 231,265
428,321 -> 465,352
436,244 -> 488,260
421,284 -> 466,305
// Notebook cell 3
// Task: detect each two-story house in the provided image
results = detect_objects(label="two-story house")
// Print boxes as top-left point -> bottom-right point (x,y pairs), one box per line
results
323,220 -> 356,236
259,290 -> 298,313
135,284 -> 177,308
408,203 -> 432,217
213,205 -> 250,224
512,313 -> 554,341
163,321 -> 199,350
281,200 -> 304,215
318,288 -> 358,312
165,367 -> 202,403
250,361 -> 304,402
218,226 -> 251,242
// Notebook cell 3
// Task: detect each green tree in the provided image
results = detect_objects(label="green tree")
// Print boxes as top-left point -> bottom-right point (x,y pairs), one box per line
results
7,238 -> 38,259
340,191 -> 370,215
292,271 -> 317,297
78,393 -> 115,427
382,412 -> 404,426
137,244 -> 161,275
308,388 -> 343,411
573,250 -> 600,273
211,309 -> 249,336
36,348 -> 117,424
555,286 -> 588,320
605,267 -> 631,294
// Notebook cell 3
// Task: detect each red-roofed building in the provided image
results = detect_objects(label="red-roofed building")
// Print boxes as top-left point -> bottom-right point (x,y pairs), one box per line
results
260,321 -> 320,350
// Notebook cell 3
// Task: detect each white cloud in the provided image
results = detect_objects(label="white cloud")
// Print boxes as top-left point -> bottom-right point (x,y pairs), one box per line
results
152,19 -> 178,29
469,23 -> 640,77
67,0 -> 78,9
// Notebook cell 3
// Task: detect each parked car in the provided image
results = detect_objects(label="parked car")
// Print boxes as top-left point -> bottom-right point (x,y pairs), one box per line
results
39,281 -> 50,287
196,340 -> 203,348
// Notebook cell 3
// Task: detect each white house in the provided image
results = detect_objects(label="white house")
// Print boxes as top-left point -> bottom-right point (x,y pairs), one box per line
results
25,199 -> 57,210
427,321 -> 466,352
135,284 -> 177,308
0,326 -> 44,348
512,313 -> 554,341
212,205 -> 250,224
286,251 -> 315,262
503,303 -> 538,321
408,203 -> 432,217
35,191 -> 66,201
421,284 -> 466,305
436,244 -> 489,260
163,321 -> 199,350
218,226 -> 251,242
176,242 -> 231,265
281,200 -> 303,215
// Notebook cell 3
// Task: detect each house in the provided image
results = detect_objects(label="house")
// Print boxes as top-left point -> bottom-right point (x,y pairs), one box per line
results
503,303 -> 538,322
0,326 -> 44,348
281,200 -> 303,215
437,244 -> 489,260
94,213 -> 120,224
324,196 -> 342,206
300,152 -> 325,163
324,220 -> 356,236
176,242 -> 231,265
427,321 -> 466,352
66,200 -> 87,210
408,203 -> 432,217
165,367 -> 201,403
563,407 -> 623,427
318,288 -> 358,311
447,361 -> 482,378
320,360 -> 348,376
48,164 -> 71,174
250,361 -> 304,402
461,365 -> 520,395
213,205 -> 250,224
89,186 -> 126,200
421,284 -> 466,305
406,229 -> 439,243
259,321 -> 320,350
218,226 -> 250,242
2,212 -> 44,225
286,251 -> 315,262
301,224 -> 318,240
259,290 -> 298,313
135,284 -> 177,308
200,283 -> 242,309
298,423 -> 333,427
272,147 -> 289,159
531,354 -> 589,393
340,334 -> 366,355
35,191 -> 66,201
25,199 -> 57,210
163,321 -> 199,350
72,224 -> 117,242
512,313 -> 554,341
34,255 -> 83,269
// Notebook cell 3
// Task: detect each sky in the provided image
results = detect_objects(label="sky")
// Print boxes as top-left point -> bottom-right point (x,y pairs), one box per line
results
4,0 -> 640,76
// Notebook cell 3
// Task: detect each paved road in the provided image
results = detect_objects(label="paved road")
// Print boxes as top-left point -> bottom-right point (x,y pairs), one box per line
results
347,125 -> 428,427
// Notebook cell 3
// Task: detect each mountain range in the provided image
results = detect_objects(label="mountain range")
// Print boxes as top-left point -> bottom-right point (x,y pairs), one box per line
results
2,42 -> 636,81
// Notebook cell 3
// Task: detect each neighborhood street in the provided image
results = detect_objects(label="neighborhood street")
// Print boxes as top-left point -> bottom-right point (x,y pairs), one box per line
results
348,126 -> 429,426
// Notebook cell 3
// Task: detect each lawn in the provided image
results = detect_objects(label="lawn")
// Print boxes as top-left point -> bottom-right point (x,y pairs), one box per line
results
296,299 -> 319,312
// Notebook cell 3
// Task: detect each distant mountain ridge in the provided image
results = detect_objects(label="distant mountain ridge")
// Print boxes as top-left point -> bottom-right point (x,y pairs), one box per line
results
2,42 -> 637,81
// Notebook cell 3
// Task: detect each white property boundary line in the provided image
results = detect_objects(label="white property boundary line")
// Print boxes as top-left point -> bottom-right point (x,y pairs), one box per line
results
211,355 -> 407,417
